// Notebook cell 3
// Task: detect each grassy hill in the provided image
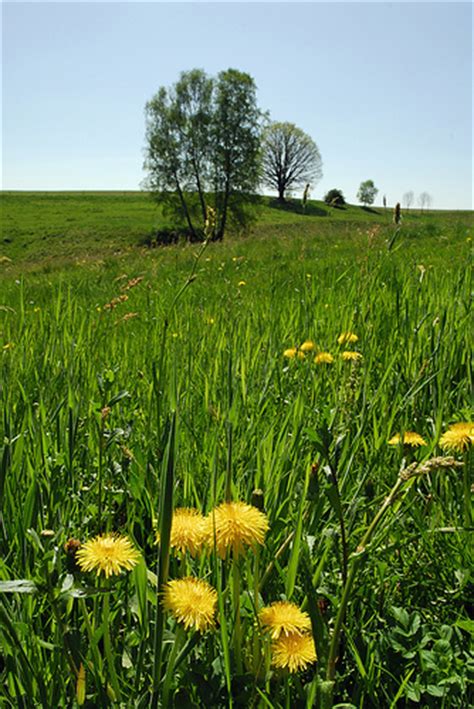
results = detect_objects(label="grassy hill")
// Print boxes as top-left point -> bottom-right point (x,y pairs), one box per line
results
0,190 -> 472,707
1,191 -> 471,274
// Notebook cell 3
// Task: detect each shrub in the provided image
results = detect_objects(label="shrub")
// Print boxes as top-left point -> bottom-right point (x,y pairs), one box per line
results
324,188 -> 346,207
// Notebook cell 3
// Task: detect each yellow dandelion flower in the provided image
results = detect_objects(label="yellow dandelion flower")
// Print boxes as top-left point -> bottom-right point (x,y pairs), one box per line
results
238,280 -> 246,287
300,340 -> 315,352
388,432 -> 427,447
205,501 -> 269,558
338,332 -> 359,345
76,533 -> 139,578
163,577 -> 217,632
271,632 -> 317,673
283,348 -> 305,360
259,601 -> 311,639
439,422 -> 474,452
314,352 -> 334,364
156,508 -> 206,557
341,351 -> 363,361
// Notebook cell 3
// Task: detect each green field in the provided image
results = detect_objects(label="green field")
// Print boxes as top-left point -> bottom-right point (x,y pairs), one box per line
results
1,193 -> 473,707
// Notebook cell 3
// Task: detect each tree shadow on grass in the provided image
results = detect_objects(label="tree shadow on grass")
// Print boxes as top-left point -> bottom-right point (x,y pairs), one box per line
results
267,198 -> 328,217
361,206 -> 381,215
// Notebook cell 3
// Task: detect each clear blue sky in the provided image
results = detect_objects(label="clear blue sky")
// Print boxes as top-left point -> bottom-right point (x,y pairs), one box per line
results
2,1 -> 472,208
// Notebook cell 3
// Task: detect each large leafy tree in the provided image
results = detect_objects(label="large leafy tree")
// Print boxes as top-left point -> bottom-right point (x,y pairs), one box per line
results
261,122 -> 322,202
144,68 -> 262,241
357,179 -> 378,206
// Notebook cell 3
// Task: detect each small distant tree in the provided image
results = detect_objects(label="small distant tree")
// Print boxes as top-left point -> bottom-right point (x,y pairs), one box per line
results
418,192 -> 432,213
383,195 -> 387,209
403,191 -> 414,211
262,122 -> 322,202
324,188 -> 346,207
357,179 -> 378,206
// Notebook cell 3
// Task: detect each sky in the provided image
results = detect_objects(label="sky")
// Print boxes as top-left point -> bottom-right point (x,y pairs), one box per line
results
2,1 -> 472,209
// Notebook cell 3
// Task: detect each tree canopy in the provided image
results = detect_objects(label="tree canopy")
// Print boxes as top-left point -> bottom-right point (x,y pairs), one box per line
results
324,188 -> 346,207
144,68 -> 262,241
261,122 -> 322,202
357,179 -> 378,206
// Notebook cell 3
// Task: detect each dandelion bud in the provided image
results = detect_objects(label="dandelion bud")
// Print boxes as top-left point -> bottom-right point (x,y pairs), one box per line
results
251,488 -> 265,511
307,463 -> 320,501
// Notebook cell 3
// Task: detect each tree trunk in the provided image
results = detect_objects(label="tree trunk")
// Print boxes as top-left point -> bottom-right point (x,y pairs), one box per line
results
174,176 -> 198,240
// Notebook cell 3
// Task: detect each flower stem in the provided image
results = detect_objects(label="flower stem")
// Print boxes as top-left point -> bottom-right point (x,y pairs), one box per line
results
103,589 -> 121,702
233,559 -> 243,674
463,449 -> 472,528
326,477 -> 405,685
162,626 -> 185,708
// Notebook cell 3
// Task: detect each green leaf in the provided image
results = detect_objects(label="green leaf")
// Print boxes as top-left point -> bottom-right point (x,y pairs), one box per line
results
0,579 -> 38,594
455,619 -> 474,635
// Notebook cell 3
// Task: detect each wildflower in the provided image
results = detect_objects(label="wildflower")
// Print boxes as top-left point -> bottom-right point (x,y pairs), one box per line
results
399,456 -> 463,481
341,351 -> 363,361
283,348 -> 304,360
388,432 -> 427,447
121,276 -> 144,291
300,340 -> 315,353
205,501 -> 269,558
271,632 -> 317,673
314,352 -> 334,364
163,577 -> 217,632
204,206 -> 217,237
156,508 -> 207,557
76,533 -> 139,578
104,294 -> 129,310
238,280 -> 246,287
259,601 -> 311,639
337,332 -> 358,345
439,422 -> 474,453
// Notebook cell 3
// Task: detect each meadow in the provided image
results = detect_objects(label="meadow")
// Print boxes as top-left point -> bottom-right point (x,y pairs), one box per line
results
0,193 -> 473,707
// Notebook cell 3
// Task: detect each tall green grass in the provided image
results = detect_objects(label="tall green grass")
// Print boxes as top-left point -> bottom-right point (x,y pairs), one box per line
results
1,217 -> 472,707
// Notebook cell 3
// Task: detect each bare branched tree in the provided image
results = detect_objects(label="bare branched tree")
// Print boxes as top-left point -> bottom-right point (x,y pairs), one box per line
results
262,122 -> 322,202
418,192 -> 432,213
403,191 -> 414,211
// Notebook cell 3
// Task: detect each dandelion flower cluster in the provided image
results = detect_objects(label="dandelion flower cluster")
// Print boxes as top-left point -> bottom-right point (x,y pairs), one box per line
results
337,332 -> 358,345
259,601 -> 311,639
163,577 -> 217,632
341,351 -> 363,362
300,340 -> 315,353
283,348 -> 305,360
205,501 -> 269,558
271,633 -> 317,673
156,508 -> 207,557
388,432 -> 427,447
314,352 -> 334,365
259,600 -> 316,672
439,422 -> 474,452
76,533 -> 139,578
